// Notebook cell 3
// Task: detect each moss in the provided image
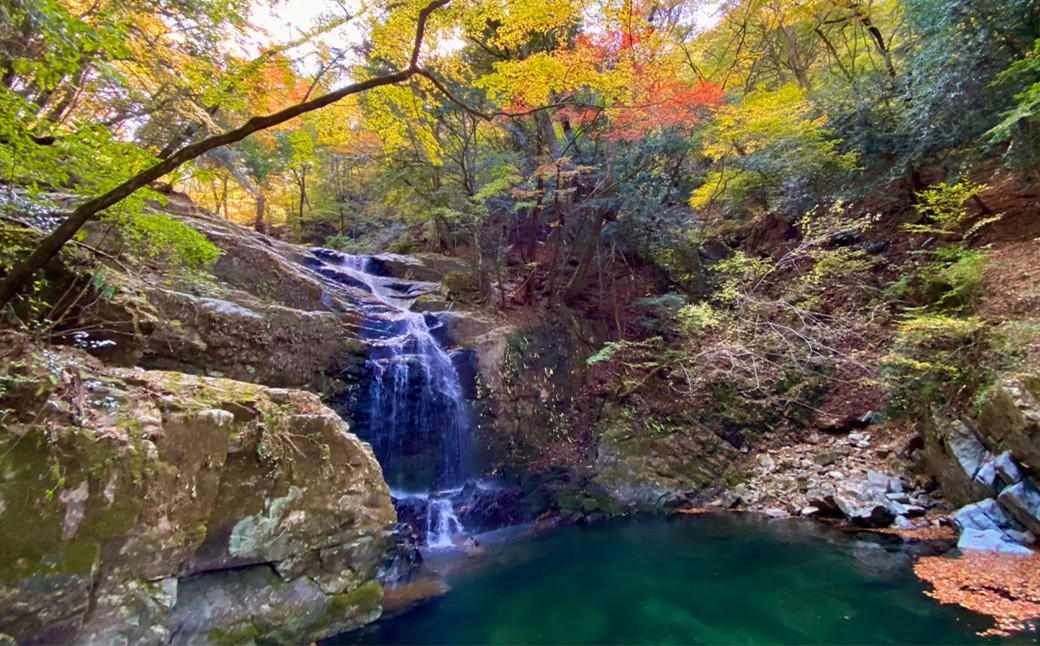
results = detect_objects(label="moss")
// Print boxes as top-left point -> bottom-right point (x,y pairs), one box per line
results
208,621 -> 260,646
310,580 -> 383,635
723,471 -> 747,487
580,497 -> 601,513
327,580 -> 383,619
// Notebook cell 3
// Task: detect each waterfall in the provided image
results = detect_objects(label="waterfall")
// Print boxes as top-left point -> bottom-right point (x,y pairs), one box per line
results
305,249 -> 473,549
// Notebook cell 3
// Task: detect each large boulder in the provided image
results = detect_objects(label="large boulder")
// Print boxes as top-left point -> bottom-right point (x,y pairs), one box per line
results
138,285 -> 367,388
0,341 -> 395,645
921,411 -> 994,507
954,498 -> 1018,534
832,482 -> 899,528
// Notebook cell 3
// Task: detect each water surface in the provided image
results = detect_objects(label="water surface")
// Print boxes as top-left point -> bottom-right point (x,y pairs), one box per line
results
342,514 -> 1018,645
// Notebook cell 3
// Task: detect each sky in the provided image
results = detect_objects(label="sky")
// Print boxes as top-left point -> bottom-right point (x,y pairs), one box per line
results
236,0 -> 722,76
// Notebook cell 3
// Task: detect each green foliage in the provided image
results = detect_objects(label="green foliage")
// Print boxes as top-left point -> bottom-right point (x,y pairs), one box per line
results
988,37 -> 1040,177
894,0 -> 1039,169
879,315 -> 990,415
904,181 -> 1000,239
587,342 -> 623,365
105,211 -> 222,271
629,293 -> 686,336
692,84 -> 858,215
889,245 -> 990,314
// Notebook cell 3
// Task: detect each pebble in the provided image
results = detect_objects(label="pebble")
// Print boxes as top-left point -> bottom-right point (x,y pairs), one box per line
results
814,452 -> 837,466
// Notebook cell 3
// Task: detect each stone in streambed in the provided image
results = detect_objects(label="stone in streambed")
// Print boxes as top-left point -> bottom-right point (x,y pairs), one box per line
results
957,529 -> 1034,555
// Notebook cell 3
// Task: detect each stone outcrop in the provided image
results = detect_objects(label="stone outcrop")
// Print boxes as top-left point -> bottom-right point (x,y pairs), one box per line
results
591,402 -> 738,509
974,375 -> 1040,469
922,411 -> 992,507
926,374 -> 1040,552
0,340 -> 395,645
469,312 -> 602,475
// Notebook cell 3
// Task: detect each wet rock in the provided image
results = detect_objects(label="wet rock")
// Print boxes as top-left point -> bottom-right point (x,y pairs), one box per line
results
451,482 -> 527,533
957,529 -> 1034,555
380,524 -> 424,585
369,253 -> 470,283
800,506 -> 820,517
997,478 -> 1040,536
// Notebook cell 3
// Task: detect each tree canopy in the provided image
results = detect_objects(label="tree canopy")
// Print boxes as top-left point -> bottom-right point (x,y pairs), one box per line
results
1,0 -> 1038,307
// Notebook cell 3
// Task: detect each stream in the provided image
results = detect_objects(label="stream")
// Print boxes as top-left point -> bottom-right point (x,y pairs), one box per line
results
338,514 -> 1027,645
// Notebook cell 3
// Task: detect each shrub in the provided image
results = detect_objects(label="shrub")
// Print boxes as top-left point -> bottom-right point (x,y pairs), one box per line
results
879,315 -> 989,416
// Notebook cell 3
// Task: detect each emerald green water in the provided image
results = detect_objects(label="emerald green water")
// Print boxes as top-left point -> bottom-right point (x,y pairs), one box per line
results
343,514 -> 1015,645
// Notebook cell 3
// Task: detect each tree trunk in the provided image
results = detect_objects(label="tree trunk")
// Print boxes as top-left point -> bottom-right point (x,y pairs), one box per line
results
254,192 -> 266,233
561,207 -> 607,305
220,175 -> 229,219
525,176 -> 544,261
563,141 -> 615,306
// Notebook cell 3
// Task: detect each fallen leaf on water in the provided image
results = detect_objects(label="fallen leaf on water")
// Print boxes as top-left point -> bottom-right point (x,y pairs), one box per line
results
914,551 -> 1040,637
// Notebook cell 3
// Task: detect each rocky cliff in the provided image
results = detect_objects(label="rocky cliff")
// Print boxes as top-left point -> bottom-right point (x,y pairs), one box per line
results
0,194 -> 396,645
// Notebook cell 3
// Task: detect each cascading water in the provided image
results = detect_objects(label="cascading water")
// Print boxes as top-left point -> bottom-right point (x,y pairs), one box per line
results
305,249 -> 471,548
425,497 -> 465,549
